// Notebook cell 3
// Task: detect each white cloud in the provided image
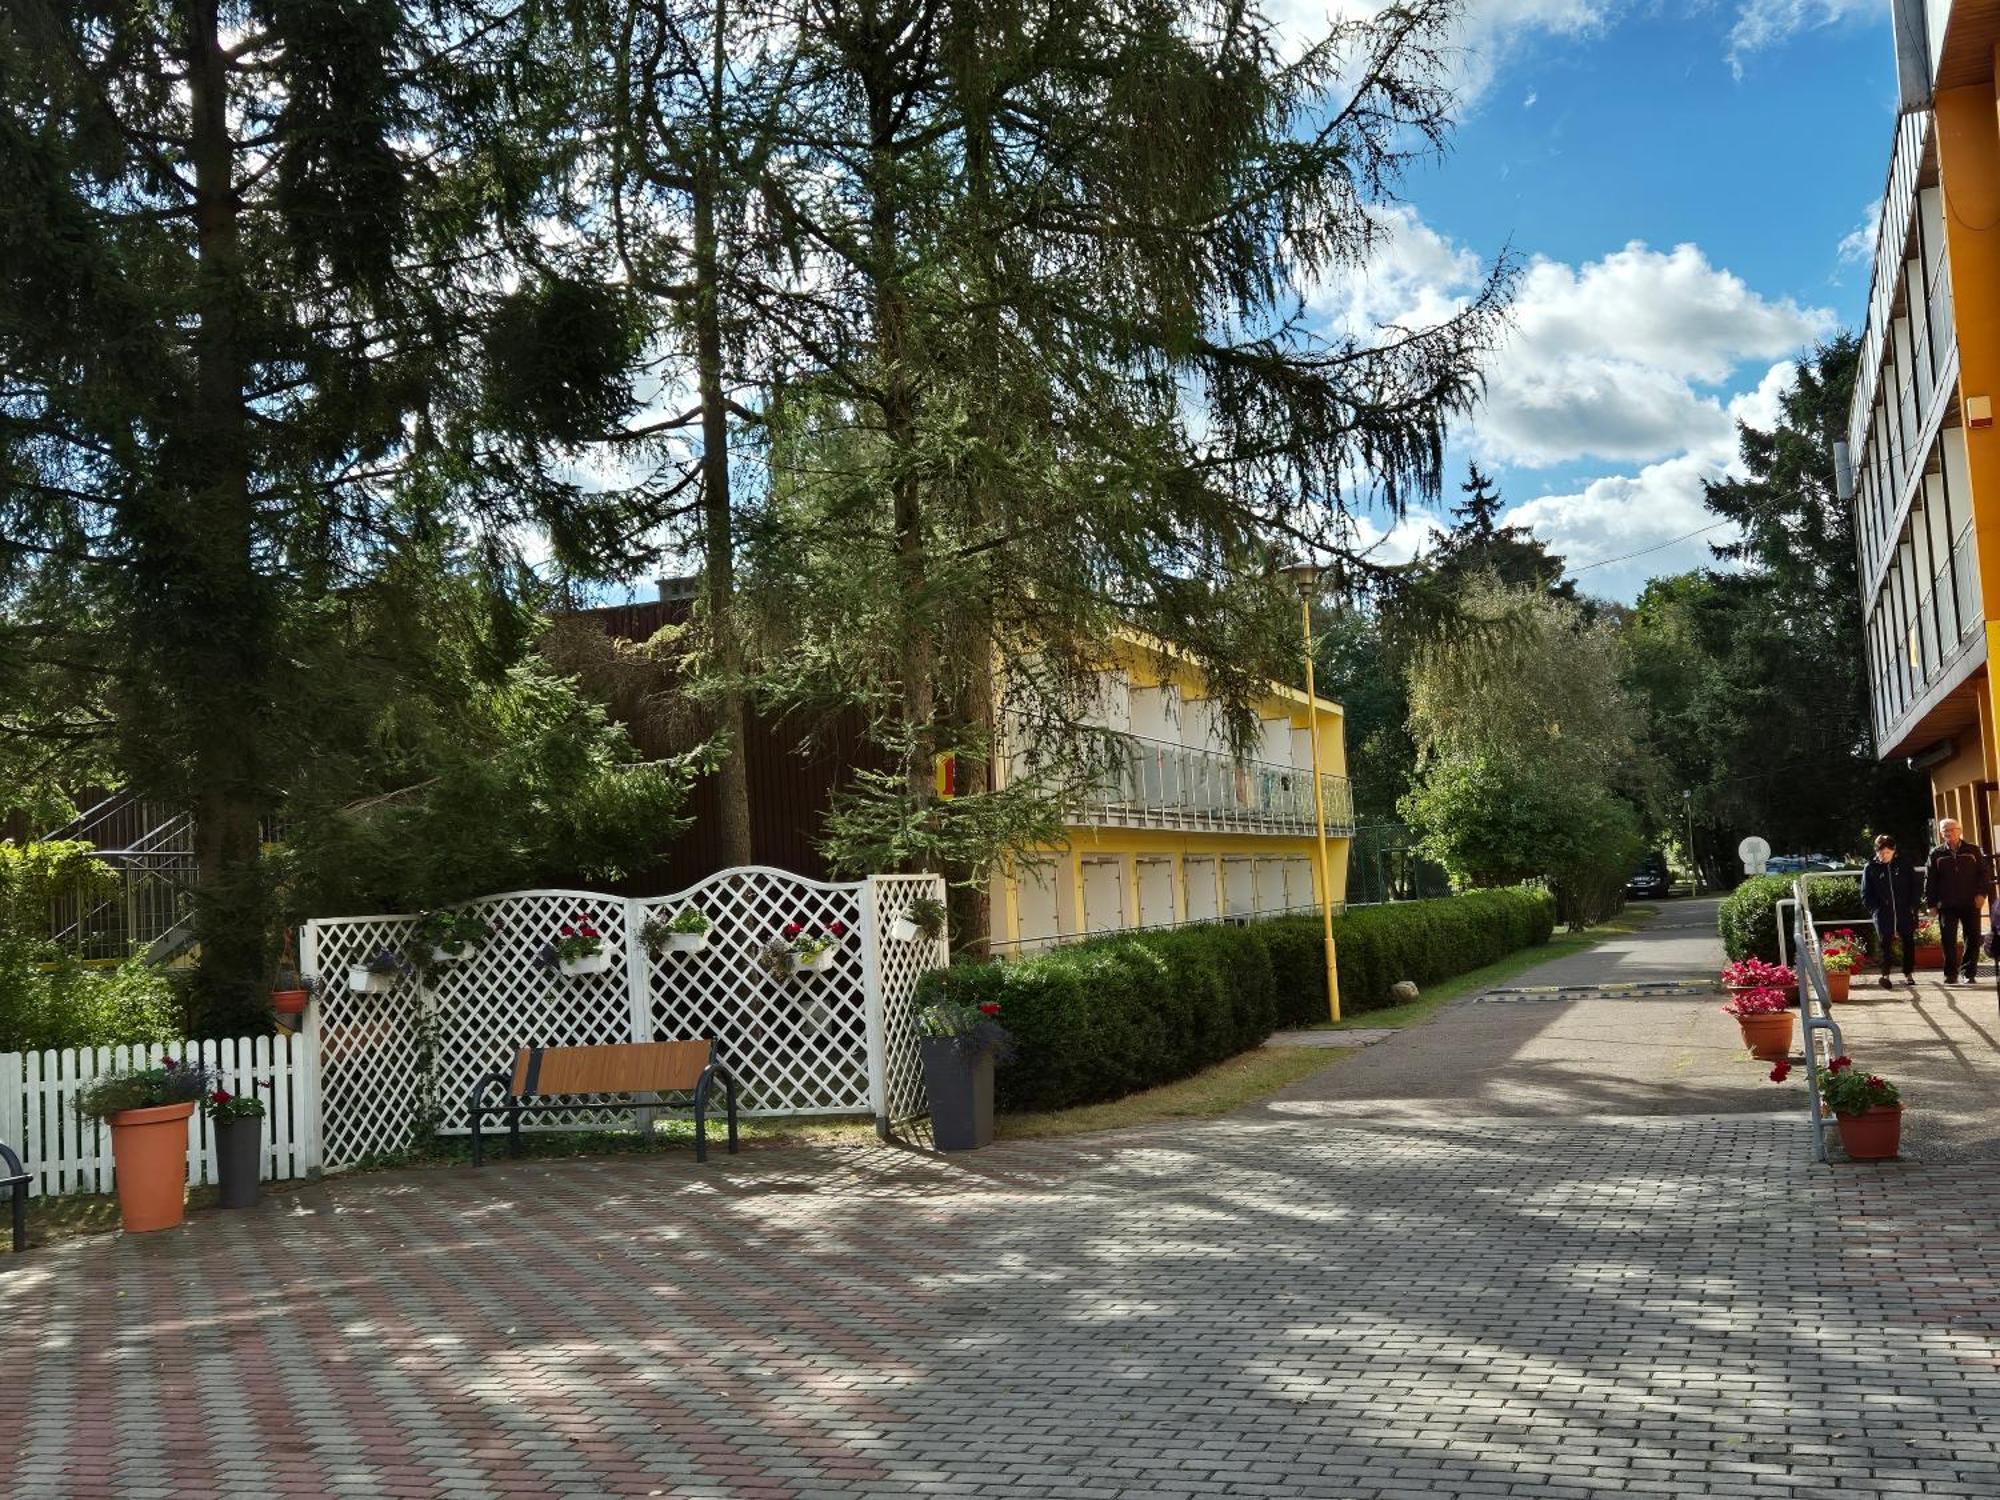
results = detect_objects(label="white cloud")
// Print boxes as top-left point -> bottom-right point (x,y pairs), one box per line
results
1726,0 -> 1877,74
1348,508 -> 1450,565
1727,360 -> 1795,435
1523,87 -> 1539,108
1502,453 -> 1737,599
1837,198 -> 1882,267
1266,0 -> 1615,103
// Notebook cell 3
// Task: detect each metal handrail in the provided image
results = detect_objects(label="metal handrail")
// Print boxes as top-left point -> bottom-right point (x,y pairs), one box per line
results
1792,875 -> 1846,1164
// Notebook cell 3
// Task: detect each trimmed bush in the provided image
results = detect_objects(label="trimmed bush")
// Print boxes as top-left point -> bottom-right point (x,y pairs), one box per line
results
920,887 -> 1556,1113
1718,874 -> 1866,962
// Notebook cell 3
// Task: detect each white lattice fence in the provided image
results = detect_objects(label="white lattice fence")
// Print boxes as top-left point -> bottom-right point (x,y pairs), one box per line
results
302,869 -> 947,1169
867,875 -> 948,1126
636,868 -> 870,1115
300,913 -> 426,1166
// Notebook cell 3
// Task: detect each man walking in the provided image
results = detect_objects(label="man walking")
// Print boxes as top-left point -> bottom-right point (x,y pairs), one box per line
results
1923,818 -> 1993,984
1862,834 -> 1920,987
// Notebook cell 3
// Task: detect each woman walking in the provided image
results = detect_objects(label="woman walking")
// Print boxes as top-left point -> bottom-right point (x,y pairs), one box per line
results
1862,833 -> 1920,988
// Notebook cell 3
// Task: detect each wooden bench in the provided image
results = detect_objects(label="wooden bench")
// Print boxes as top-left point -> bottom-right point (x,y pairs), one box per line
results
467,1041 -> 738,1165
1,1141 -> 27,1257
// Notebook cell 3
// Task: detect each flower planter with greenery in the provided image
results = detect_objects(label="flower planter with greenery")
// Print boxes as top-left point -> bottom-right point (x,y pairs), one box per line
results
1721,987 -> 1794,1061
916,998 -> 1014,1151
759,921 -> 845,979
642,907 -> 711,957
1720,957 -> 1795,1007
271,965 -> 316,1017
349,948 -> 414,994
204,1086 -> 267,1210
415,909 -> 494,969
1820,1056 -> 1902,1160
1819,929 -> 1861,1002
1911,914 -> 1944,971
890,896 -> 948,946
76,1057 -> 215,1232
541,919 -> 609,977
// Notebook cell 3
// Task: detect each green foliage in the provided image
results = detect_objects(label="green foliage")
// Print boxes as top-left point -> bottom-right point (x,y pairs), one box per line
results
1621,339 -> 1929,881
1718,874 -> 1866,962
918,889 -> 1554,1112
273,658 -> 708,917
1819,1060 -> 1900,1117
74,1058 -> 211,1120
1401,584 -> 1651,926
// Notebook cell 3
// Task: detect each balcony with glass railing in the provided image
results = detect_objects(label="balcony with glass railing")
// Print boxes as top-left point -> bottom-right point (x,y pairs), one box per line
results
1066,731 -> 1356,838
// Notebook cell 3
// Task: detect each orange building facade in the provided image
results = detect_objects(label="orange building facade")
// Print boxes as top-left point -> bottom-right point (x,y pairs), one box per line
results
1851,0 -> 2000,846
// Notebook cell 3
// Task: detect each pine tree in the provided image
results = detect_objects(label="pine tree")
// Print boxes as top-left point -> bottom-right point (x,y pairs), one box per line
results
737,0 -> 1512,923
0,2 -> 671,1026
1453,464 -> 1504,538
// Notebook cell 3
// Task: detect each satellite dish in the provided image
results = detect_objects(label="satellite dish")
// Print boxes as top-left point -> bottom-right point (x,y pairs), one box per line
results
1739,835 -> 1771,876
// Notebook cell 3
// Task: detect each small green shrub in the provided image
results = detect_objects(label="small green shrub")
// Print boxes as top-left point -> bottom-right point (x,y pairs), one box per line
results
919,887 -> 1556,1112
0,957 -> 186,1055
1718,874 -> 1866,962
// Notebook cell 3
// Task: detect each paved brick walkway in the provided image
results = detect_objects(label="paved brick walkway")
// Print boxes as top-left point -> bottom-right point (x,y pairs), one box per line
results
8,1112 -> 2000,1498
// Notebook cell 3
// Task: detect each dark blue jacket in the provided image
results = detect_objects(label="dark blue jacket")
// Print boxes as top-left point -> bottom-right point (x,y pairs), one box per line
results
1862,854 -> 1919,923
1924,841 -> 1993,911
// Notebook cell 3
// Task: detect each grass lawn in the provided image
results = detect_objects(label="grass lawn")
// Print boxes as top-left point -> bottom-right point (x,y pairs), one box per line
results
1319,902 -> 1662,1031
996,1046 -> 1346,1140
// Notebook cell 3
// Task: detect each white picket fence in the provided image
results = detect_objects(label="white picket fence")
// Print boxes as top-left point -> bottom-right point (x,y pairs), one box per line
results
300,868 -> 947,1171
0,1033 -> 321,1199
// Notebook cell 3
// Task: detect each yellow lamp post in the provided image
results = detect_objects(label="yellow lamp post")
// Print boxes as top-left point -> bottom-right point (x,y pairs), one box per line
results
1281,560 -> 1340,1023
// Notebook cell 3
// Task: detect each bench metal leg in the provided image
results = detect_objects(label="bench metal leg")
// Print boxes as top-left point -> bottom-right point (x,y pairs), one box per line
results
692,1072 -> 711,1164
10,1182 -> 22,1255
723,1071 -> 739,1155
507,1097 -> 523,1158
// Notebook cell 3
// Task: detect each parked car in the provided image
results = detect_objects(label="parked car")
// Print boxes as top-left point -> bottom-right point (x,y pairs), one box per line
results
1625,857 -> 1673,899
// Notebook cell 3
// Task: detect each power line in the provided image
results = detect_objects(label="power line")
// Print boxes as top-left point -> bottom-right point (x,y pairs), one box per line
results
1568,519 -> 1734,574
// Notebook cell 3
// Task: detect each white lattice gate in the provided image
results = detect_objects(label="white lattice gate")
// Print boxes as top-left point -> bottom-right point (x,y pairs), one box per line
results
300,869 -> 945,1170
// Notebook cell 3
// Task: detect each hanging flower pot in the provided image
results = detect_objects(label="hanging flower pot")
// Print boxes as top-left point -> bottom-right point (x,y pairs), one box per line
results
641,908 -> 712,958
75,1056 -> 213,1234
791,945 -> 836,975
889,914 -> 921,943
348,949 -> 412,994
891,896 -> 948,946
271,987 -> 309,1017
559,946 -> 612,977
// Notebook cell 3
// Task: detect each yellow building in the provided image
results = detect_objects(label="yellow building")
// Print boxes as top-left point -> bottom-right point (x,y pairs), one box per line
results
1850,0 -> 2000,843
987,631 -> 1354,953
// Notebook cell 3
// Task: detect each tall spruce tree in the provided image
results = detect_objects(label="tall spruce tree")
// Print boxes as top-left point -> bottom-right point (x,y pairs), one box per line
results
734,0 -> 1510,926
0,2 -> 676,1026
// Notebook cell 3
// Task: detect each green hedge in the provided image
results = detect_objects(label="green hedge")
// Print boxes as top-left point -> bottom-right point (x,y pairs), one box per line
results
1717,874 -> 1866,962
920,888 -> 1556,1113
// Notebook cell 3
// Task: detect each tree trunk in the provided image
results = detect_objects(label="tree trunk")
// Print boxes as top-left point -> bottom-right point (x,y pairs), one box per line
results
867,60 -> 935,867
184,0 -> 270,1030
693,2 -> 754,869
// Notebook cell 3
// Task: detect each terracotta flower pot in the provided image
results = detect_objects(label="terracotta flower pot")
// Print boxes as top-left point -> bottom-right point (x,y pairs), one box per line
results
1835,1104 -> 1902,1161
107,1101 -> 195,1232
1913,944 -> 1945,971
1735,1010 -> 1795,1061
271,988 -> 308,1016
1824,970 -> 1851,1003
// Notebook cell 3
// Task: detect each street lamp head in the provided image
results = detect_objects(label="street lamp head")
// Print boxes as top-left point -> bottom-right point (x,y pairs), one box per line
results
1279,558 -> 1321,595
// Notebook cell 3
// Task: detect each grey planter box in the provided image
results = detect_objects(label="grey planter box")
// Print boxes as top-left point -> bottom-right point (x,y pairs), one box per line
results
920,1037 -> 995,1152
213,1116 -> 263,1210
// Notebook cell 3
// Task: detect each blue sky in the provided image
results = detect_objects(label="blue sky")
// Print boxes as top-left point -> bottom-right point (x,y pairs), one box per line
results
1317,0 -> 1897,599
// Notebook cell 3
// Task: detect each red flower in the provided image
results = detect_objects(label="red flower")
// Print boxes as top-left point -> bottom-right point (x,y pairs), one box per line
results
161,1056 -> 177,1069
1867,1075 -> 1887,1088
1768,1061 -> 1790,1083
979,1002 -> 1001,1017
828,922 -> 847,938
783,923 -> 803,939
560,924 -> 576,938
211,1089 -> 232,1106
579,924 -> 599,939
1830,1056 -> 1853,1073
